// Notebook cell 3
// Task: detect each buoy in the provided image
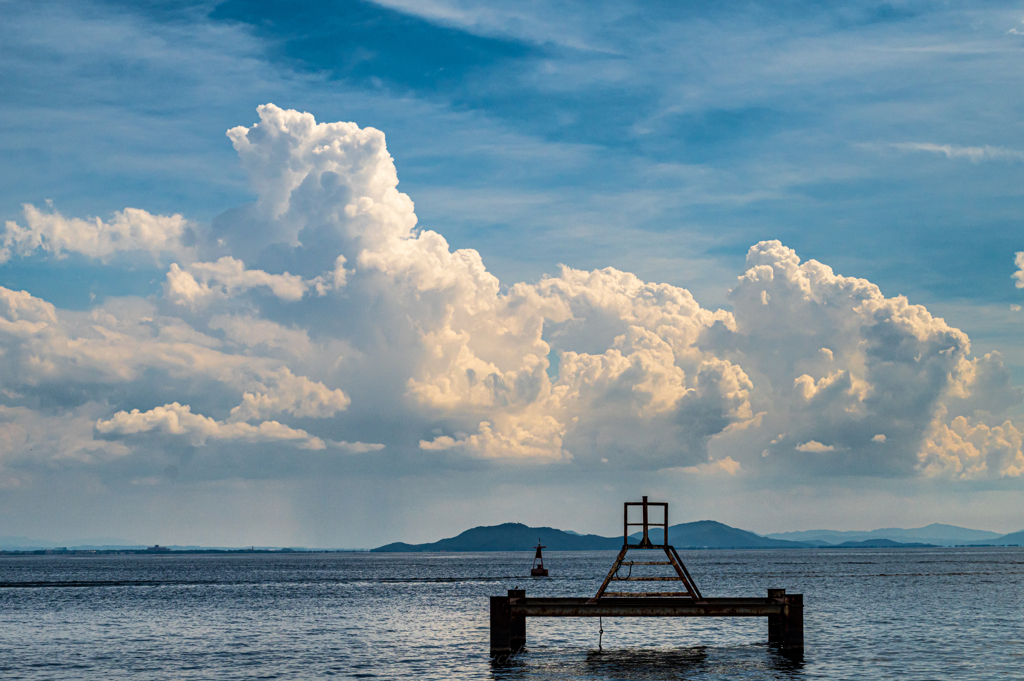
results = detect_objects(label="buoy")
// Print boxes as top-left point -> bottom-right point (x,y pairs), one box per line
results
530,539 -> 548,577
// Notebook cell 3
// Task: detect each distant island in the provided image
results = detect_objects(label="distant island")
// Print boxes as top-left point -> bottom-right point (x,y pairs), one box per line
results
372,521 -> 1024,552
4,523 -> 1021,554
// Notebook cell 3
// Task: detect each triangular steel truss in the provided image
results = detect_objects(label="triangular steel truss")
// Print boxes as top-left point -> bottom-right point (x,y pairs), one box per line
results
589,496 -> 704,603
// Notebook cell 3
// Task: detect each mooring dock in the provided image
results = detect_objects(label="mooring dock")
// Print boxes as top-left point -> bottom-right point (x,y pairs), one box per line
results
489,497 -> 804,660
490,590 -> 804,658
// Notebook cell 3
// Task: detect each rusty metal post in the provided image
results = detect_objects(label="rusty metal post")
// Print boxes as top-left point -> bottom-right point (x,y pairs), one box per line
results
641,496 -> 650,546
782,594 -> 803,652
508,589 -> 526,652
767,588 -> 785,644
490,595 -> 512,658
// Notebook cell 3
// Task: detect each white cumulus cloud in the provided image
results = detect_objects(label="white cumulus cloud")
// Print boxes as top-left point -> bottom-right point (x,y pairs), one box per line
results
164,258 -> 311,306
2,203 -> 192,263
796,441 -> 835,453
95,402 -> 327,450
668,456 -> 742,475
918,409 -> 1024,479
0,104 -> 1021,486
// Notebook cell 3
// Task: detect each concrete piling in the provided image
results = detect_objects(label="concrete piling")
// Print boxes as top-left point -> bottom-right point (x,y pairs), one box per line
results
782,593 -> 803,652
767,588 -> 786,644
508,589 -> 526,653
489,595 -> 512,658
491,590 -> 528,660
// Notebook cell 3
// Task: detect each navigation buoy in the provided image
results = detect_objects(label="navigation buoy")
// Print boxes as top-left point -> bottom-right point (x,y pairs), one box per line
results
531,539 -> 548,577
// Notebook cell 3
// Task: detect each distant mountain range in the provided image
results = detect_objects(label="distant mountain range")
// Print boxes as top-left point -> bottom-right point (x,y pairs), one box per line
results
765,523 -> 1003,547
990,529 -> 1024,546
372,521 -> 1024,552
6,522 -> 1022,553
628,521 -> 807,549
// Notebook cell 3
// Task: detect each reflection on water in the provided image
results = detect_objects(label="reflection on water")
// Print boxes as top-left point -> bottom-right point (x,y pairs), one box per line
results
586,647 -> 712,676
492,644 -> 805,680
0,548 -> 1021,679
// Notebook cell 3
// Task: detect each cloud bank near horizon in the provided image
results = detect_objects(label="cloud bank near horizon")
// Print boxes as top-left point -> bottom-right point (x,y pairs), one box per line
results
1,104 -> 1022,491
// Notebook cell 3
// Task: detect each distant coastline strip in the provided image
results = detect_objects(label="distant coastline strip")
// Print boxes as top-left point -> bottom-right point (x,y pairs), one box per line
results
0,576 -> 533,588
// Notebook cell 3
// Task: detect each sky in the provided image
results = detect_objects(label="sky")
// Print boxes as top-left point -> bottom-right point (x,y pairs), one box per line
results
1,0 -> 1024,548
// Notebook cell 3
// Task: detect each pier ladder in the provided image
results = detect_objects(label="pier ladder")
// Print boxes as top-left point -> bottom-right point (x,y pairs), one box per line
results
589,496 -> 703,602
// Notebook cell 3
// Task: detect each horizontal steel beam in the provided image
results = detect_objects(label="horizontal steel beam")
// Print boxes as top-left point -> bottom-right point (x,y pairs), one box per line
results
510,597 -> 785,618
599,591 -> 694,598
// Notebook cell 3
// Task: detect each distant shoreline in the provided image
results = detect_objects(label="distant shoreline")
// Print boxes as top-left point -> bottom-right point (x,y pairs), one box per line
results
369,520 -> 1024,553
6,519 -> 1021,555
0,548 -> 369,556
5,545 -> 1023,557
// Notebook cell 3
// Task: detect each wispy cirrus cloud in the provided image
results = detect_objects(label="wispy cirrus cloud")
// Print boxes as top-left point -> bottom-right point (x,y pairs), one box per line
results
888,142 -> 1024,163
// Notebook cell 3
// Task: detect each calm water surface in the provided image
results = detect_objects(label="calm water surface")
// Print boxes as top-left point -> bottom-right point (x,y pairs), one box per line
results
1,548 -> 1021,679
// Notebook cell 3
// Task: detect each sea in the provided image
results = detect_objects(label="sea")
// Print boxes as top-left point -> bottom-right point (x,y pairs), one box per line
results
1,547 -> 1021,680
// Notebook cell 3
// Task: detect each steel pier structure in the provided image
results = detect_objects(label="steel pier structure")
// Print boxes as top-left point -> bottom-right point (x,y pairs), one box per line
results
489,589 -> 804,659
489,497 -> 804,659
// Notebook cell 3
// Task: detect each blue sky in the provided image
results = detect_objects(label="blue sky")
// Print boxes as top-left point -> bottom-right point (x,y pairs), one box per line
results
1,0 -> 1023,546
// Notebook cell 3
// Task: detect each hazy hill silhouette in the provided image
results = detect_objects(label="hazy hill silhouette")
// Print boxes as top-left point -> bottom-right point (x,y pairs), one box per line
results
372,523 -> 619,552
372,520 -> 810,551
632,521 -> 808,549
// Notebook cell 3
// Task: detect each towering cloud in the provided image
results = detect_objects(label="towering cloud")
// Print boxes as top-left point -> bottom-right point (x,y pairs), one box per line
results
0,104 -> 1020,487
722,242 -> 1021,478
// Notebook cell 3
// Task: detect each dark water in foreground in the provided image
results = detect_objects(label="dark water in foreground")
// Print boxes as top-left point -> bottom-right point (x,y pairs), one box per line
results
1,548 -> 1021,680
